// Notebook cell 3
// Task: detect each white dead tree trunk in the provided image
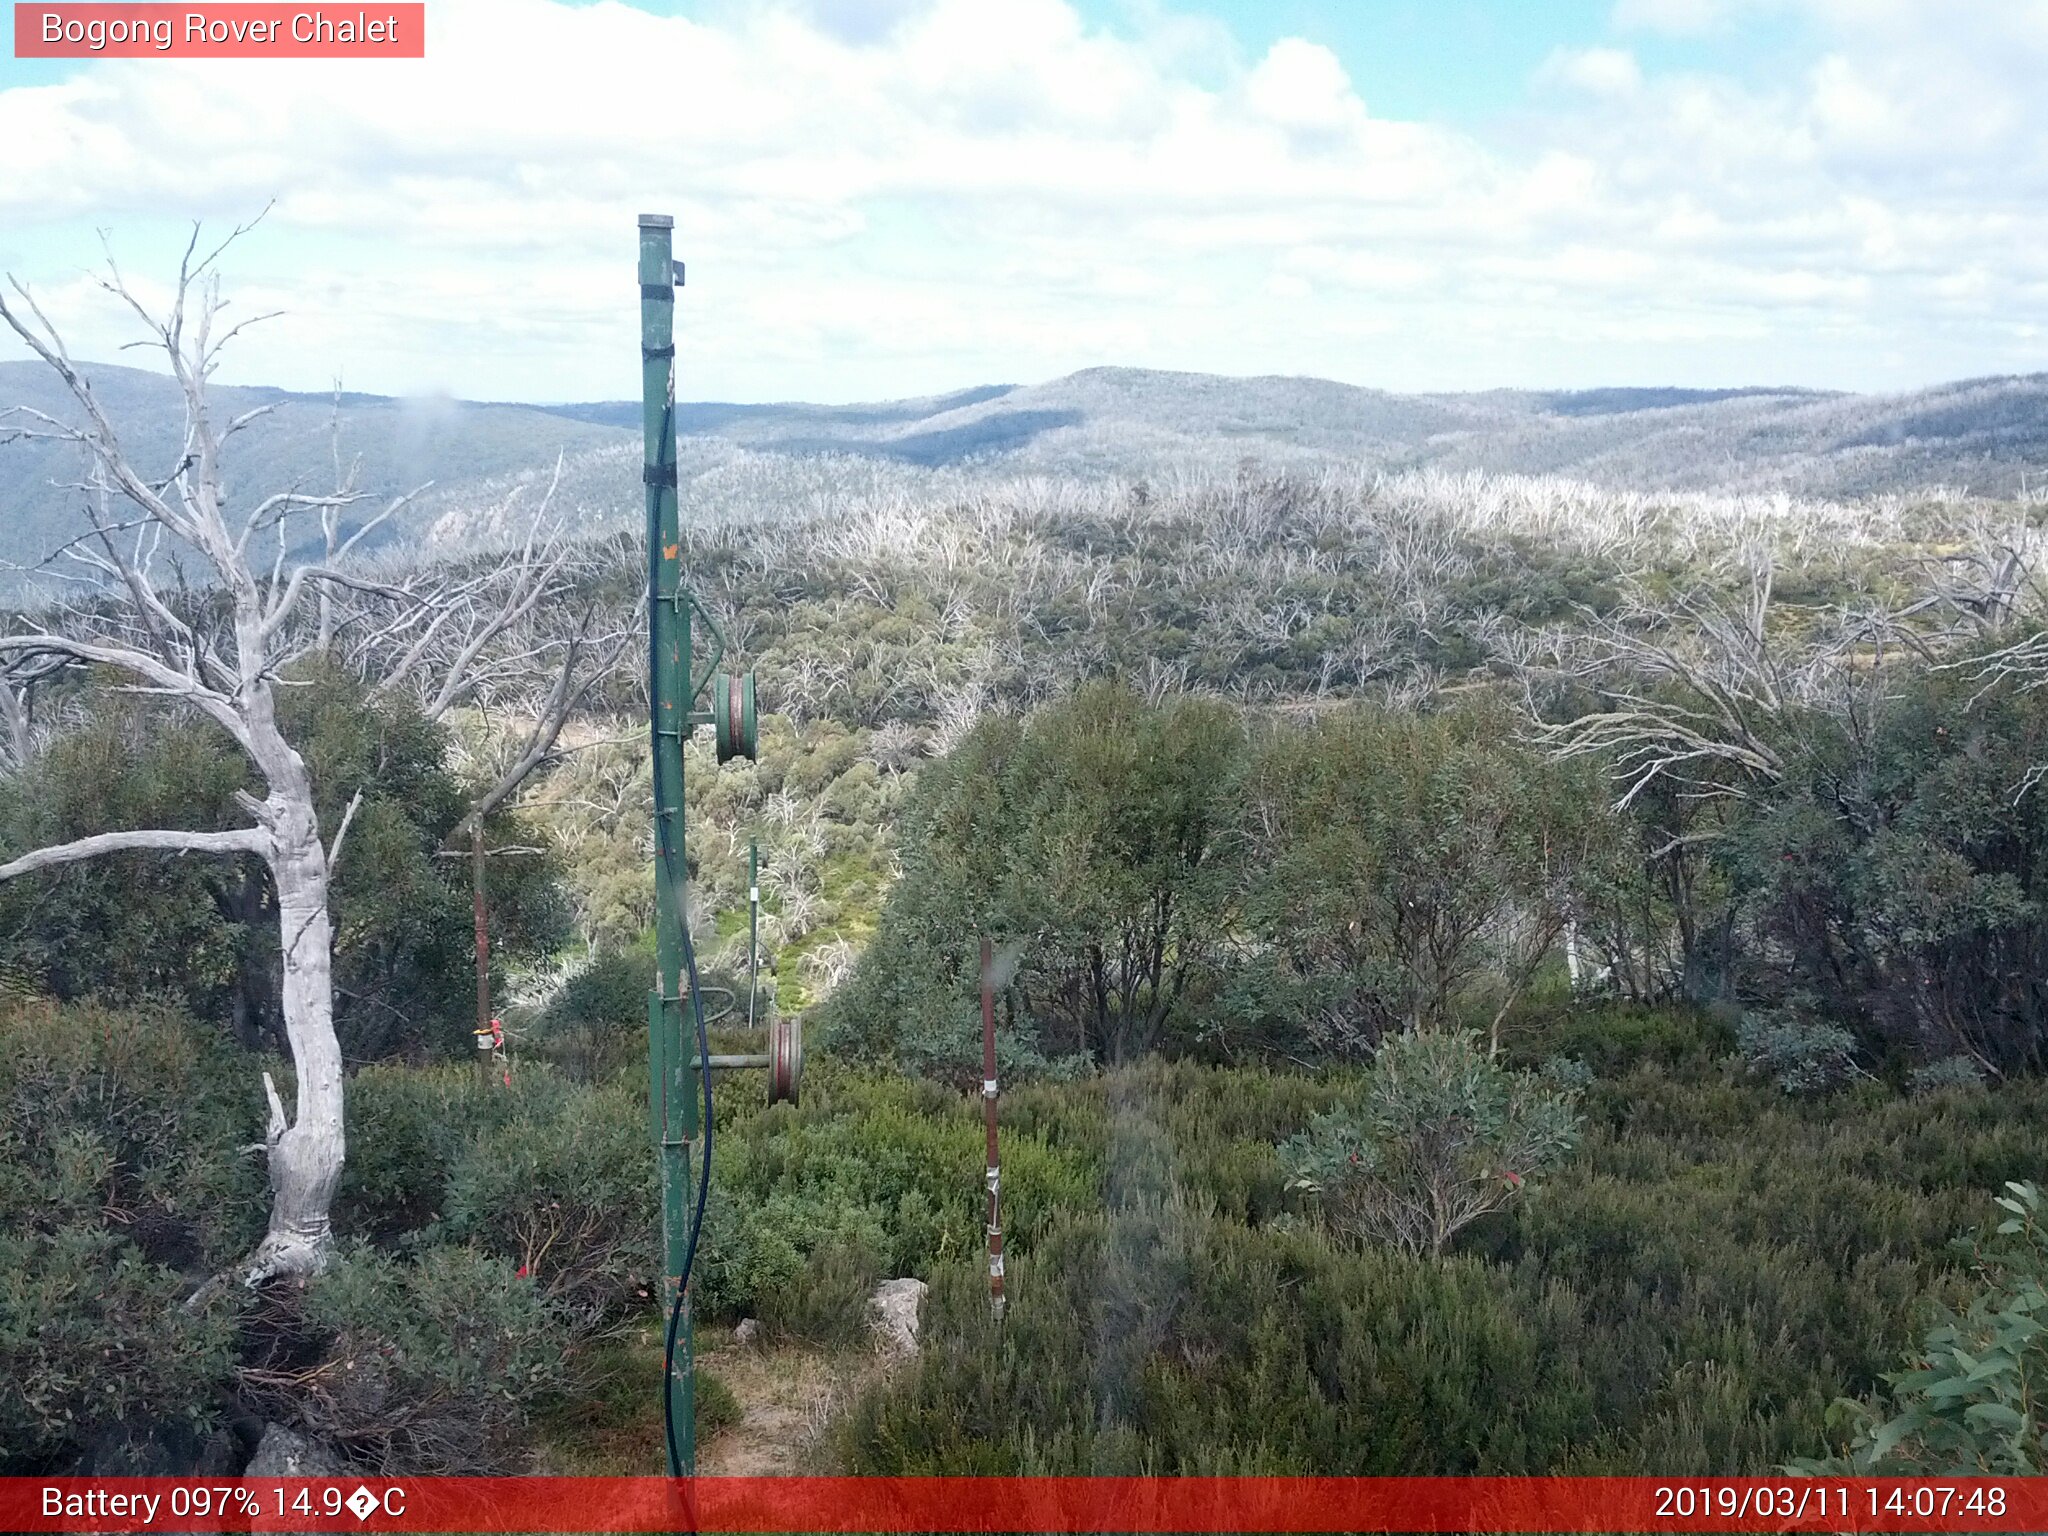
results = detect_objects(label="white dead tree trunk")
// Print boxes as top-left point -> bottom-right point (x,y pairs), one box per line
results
0,225 -> 430,1282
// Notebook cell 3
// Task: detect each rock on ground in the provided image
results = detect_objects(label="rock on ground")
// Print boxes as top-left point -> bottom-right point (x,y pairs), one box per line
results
246,1424 -> 348,1477
733,1317 -> 763,1347
868,1278 -> 927,1356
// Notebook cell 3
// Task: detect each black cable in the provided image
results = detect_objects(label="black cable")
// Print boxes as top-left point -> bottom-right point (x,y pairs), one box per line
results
648,391 -> 715,1481
659,895 -> 712,1479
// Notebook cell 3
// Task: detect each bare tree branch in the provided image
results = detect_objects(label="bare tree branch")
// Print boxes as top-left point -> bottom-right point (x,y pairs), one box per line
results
0,826 -> 268,881
326,788 -> 365,873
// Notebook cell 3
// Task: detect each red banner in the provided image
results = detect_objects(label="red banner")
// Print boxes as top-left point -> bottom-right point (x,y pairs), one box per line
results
0,1476 -> 2039,1533
13,4 -> 425,57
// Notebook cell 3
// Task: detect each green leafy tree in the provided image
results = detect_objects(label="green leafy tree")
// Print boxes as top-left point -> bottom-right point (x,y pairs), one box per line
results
831,682 -> 1243,1075
1239,703 -> 1607,1052
1723,661 -> 2048,1074
1014,683 -> 1244,1064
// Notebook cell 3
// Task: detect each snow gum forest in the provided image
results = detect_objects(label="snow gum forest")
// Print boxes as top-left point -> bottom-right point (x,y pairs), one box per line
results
12,260 -> 2048,1481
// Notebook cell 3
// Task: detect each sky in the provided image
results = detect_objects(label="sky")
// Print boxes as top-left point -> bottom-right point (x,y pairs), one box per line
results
3,0 -> 2046,403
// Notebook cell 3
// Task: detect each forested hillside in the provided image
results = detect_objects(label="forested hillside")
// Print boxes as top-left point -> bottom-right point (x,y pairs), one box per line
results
8,359 -> 2048,602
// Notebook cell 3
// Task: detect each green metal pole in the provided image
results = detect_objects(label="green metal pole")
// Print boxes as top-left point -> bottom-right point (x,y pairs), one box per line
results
639,212 -> 697,1478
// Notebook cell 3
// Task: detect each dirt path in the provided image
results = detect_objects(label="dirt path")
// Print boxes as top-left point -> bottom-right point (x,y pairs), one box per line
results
696,1341 -> 866,1476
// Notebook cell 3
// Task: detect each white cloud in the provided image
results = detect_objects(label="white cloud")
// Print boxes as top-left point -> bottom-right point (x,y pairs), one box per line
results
1244,38 -> 1367,139
1282,249 -> 1436,292
3,0 -> 2048,398
1538,46 -> 1643,97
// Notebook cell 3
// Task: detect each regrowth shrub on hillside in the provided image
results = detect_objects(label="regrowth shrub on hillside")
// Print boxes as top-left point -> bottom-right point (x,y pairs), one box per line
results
1279,1030 -> 1582,1256
1737,1010 -> 1863,1097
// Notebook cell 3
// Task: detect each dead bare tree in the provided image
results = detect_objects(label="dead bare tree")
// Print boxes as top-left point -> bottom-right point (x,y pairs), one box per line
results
0,223 -> 433,1281
1906,515 -> 2048,644
1516,550 -> 1893,1001
1531,551 -> 1828,808
313,385 -> 426,656
0,236 -> 632,1277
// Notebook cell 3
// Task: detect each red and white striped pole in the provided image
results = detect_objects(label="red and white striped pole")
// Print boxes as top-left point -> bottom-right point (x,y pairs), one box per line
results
981,936 -> 1005,1320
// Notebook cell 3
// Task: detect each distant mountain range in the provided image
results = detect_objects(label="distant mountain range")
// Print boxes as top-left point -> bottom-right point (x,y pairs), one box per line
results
5,360 -> 2048,590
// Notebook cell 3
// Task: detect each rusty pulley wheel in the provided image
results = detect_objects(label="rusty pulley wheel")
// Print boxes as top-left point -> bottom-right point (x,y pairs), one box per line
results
767,1014 -> 801,1106
712,670 -> 758,764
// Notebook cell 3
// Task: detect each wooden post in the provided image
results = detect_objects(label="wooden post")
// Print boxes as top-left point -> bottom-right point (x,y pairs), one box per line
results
472,817 -> 491,1086
981,937 -> 1005,1320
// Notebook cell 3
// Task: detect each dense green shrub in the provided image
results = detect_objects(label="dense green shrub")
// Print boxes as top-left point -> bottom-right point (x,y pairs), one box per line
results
335,1064 -> 476,1239
440,1074 -> 658,1326
1797,1182 -> 2048,1474
539,940 -> 655,1081
1737,1009 -> 1863,1096
268,1243 -> 575,1474
1651,660 -> 2048,1073
339,1063 -> 665,1329
835,1199 -> 1597,1474
692,1064 -> 1095,1327
0,999 -> 260,1471
0,1226 -> 237,1473
1911,1056 -> 1989,1096
1506,999 -> 1733,1078
0,998 -> 267,1266
759,1237 -> 889,1346
338,1054 -> 1095,1341
835,1040 -> 2048,1476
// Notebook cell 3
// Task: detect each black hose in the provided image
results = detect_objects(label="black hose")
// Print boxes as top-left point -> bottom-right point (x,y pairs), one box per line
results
659,895 -> 712,1479
648,396 -> 714,1480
